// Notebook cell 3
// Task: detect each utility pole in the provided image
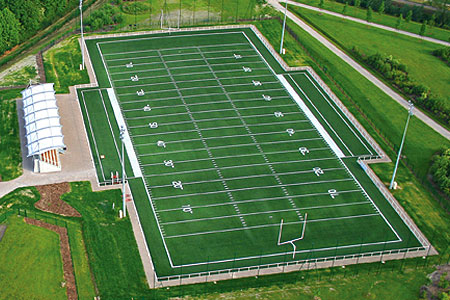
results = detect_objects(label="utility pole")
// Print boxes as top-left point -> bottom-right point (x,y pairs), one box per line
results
120,126 -> 127,217
79,0 -> 85,70
389,101 -> 414,189
280,0 -> 288,54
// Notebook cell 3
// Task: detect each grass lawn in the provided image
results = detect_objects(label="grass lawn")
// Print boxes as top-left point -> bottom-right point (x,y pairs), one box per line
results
44,37 -> 90,94
289,5 -> 450,108
184,265 -> 431,299
291,0 -> 450,42
61,182 -> 149,298
0,89 -> 22,181
0,216 -> 66,300
0,186 -> 97,300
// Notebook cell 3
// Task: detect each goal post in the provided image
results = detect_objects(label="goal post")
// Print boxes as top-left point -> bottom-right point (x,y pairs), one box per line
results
277,213 -> 308,259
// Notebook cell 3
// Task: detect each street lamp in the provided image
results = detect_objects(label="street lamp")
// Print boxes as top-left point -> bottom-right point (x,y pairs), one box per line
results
79,0 -> 85,70
280,0 -> 288,55
120,126 -> 127,217
389,101 -> 414,189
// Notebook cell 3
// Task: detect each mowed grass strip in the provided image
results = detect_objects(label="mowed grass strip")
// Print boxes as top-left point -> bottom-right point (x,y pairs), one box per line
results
0,216 -> 66,300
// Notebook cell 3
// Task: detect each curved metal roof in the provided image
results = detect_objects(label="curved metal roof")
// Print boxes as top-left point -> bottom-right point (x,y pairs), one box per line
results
21,83 -> 65,157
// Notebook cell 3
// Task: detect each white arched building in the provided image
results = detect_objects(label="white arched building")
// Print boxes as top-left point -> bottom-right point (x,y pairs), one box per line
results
21,83 -> 66,173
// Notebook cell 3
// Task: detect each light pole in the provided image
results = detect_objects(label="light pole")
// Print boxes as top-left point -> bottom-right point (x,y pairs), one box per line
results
389,101 -> 414,189
280,0 -> 288,54
120,126 -> 127,217
79,0 -> 85,70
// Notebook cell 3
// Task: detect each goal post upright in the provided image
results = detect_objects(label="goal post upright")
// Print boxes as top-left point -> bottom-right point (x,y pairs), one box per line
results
277,213 -> 308,259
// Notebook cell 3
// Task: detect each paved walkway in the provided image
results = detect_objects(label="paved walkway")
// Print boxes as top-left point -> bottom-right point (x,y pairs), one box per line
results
286,0 -> 450,47
269,0 -> 450,140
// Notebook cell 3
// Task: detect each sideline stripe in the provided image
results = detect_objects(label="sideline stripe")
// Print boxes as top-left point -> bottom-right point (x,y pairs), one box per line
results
277,74 -> 345,158
107,88 -> 142,177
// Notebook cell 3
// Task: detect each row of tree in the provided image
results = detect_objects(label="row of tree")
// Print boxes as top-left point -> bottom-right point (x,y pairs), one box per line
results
333,0 -> 449,29
83,4 -> 123,32
0,0 -> 79,57
433,47 -> 450,64
352,47 -> 450,124
431,149 -> 450,198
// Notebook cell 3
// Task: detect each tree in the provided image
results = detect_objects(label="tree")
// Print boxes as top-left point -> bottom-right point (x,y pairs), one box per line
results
319,0 -> 324,9
342,2 -> 348,14
429,13 -> 436,27
378,1 -> 385,14
354,0 -> 360,8
366,6 -> 373,22
405,10 -> 412,22
396,13 -> 403,29
0,8 -> 21,51
419,20 -> 427,35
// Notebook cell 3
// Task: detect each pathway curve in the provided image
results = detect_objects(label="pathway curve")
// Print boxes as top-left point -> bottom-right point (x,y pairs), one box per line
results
285,0 -> 450,46
268,0 -> 450,140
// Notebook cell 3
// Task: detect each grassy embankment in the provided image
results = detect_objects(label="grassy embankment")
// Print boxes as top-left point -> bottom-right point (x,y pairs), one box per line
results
289,4 -> 450,114
0,89 -> 22,181
44,37 -> 90,94
292,0 -> 450,42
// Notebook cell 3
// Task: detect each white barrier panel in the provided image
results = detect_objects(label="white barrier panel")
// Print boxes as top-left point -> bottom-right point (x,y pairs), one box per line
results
107,88 -> 142,177
277,74 -> 345,158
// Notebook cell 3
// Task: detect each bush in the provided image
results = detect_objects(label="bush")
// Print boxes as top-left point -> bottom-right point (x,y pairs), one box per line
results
432,47 -> 450,64
431,150 -> 450,197
351,48 -> 450,124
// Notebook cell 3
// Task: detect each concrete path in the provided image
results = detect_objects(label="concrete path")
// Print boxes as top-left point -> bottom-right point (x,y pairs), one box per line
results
0,87 -> 116,198
269,0 -> 450,140
285,0 -> 450,47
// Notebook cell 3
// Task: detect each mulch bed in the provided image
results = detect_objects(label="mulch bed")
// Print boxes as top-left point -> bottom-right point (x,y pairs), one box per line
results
35,183 -> 81,217
24,218 -> 77,300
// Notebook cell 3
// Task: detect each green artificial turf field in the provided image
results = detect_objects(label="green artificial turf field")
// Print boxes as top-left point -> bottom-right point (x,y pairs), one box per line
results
77,28 -> 425,279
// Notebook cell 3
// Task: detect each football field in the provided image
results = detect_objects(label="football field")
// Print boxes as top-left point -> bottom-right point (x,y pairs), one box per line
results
78,28 -> 423,278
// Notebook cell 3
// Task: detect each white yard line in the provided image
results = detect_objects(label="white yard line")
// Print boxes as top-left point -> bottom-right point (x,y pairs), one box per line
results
278,74 -> 345,158
165,213 -> 381,239
158,191 -> 362,211
106,88 -> 142,177
130,115 -> 307,129
138,137 -> 323,157
141,147 -> 330,167
162,201 -> 370,225
135,129 -> 314,147
151,167 -> 344,188
144,157 -> 337,175
152,178 -> 353,200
